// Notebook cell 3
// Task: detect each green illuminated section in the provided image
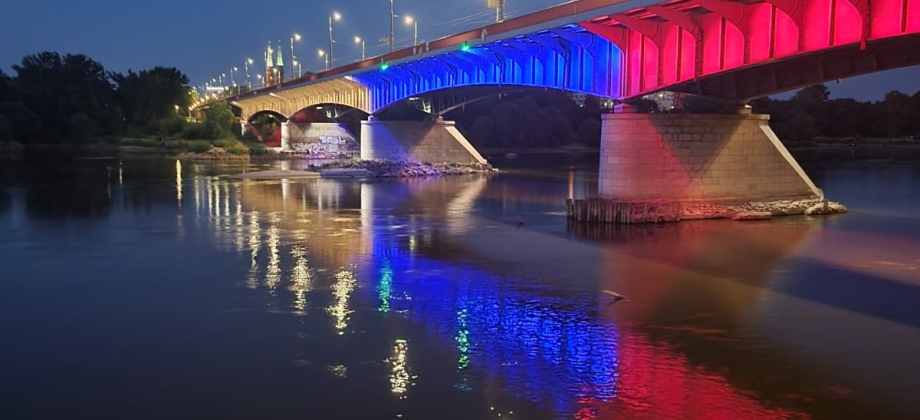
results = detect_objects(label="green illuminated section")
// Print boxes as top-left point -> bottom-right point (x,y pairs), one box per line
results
460,42 -> 471,52
455,309 -> 470,370
377,260 -> 393,313
380,62 -> 389,70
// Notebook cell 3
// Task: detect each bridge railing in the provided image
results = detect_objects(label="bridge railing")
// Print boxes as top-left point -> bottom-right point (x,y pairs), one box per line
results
231,0 -> 629,101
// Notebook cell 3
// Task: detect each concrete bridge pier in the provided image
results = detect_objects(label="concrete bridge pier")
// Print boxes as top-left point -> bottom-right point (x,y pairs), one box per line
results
360,116 -> 487,164
585,104 -> 823,222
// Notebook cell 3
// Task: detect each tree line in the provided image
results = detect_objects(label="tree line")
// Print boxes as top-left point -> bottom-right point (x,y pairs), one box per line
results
447,84 -> 920,150
0,52 -> 236,145
680,84 -> 920,143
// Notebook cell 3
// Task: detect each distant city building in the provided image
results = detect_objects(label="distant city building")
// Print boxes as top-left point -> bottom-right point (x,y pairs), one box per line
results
642,91 -> 678,111
264,41 -> 285,86
569,92 -> 587,107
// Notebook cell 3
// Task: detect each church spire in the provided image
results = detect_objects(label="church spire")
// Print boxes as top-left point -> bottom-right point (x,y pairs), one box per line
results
266,41 -> 274,68
276,40 -> 284,66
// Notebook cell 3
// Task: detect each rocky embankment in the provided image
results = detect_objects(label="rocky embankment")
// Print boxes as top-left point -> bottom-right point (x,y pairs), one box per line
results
177,147 -> 249,160
310,160 -> 495,177
684,197 -> 848,220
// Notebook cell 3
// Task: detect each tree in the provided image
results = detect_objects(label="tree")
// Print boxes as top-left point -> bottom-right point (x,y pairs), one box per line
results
202,101 -> 236,139
112,66 -> 191,129
12,52 -> 117,140
792,84 -> 831,102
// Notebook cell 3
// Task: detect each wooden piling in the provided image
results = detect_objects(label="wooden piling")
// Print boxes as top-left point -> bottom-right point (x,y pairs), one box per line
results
566,198 -> 681,224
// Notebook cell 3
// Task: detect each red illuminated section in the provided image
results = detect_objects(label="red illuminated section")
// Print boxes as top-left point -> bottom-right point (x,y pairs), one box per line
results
582,0 -> 920,99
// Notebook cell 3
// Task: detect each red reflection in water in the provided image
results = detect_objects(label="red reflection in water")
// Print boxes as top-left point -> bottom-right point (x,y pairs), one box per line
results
583,333 -> 808,420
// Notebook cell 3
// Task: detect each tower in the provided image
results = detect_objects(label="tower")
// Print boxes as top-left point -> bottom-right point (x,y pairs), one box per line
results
264,41 -> 275,86
275,41 -> 285,84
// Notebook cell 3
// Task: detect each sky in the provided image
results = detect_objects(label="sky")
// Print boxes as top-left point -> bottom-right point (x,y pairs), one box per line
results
1,0 -> 919,101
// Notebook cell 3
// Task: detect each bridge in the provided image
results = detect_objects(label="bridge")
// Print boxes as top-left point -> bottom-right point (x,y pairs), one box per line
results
231,0 -> 920,206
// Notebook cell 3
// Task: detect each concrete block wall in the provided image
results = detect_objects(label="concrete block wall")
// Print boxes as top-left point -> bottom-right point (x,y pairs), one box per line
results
360,118 -> 486,164
599,111 -> 820,202
285,123 -> 359,155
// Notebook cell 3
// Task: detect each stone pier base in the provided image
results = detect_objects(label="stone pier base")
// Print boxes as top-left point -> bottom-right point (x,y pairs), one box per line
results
599,106 -> 821,203
582,105 -> 842,224
360,116 -> 486,164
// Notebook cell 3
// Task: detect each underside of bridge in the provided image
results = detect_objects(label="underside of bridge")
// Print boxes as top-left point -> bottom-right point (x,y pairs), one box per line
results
228,0 -> 920,209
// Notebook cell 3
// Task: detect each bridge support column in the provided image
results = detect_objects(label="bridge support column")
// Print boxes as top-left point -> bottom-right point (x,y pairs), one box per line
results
360,116 -> 487,164
280,122 -> 291,150
598,106 -> 821,203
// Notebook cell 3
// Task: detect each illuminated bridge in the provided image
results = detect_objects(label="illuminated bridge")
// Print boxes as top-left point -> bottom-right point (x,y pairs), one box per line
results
231,0 -> 920,206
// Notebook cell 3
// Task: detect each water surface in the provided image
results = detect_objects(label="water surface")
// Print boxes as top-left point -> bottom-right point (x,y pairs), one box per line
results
1,155 -> 919,420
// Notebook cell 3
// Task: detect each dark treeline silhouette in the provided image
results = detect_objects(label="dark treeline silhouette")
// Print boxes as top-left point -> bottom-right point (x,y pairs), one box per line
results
680,84 -> 920,143
450,90 -> 607,149
0,52 -> 196,144
445,84 -> 920,150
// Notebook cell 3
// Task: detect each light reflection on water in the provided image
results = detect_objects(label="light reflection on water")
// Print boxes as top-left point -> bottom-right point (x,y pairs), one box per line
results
0,157 -> 919,420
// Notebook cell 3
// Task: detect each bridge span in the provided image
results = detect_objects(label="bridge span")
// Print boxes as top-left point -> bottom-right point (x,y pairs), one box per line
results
230,0 -> 920,207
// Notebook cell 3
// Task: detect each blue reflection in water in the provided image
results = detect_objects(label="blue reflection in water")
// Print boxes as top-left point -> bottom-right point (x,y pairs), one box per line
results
366,235 -> 619,416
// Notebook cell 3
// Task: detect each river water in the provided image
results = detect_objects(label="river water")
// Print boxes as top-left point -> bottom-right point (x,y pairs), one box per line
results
1,153 -> 919,420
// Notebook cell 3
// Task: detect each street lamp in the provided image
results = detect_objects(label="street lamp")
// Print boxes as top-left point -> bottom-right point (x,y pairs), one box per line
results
389,0 -> 395,52
291,33 -> 302,78
293,60 -> 302,78
220,73 -> 225,88
256,74 -> 263,88
318,49 -> 329,71
354,36 -> 365,60
231,67 -> 238,87
328,12 -> 341,69
245,58 -> 253,90
404,15 -> 417,46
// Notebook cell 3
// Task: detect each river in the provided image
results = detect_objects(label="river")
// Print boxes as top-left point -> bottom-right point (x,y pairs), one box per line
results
1,153 -> 918,420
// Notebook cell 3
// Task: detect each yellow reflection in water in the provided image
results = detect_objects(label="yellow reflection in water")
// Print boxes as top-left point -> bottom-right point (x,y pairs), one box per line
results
327,268 -> 357,335
389,339 -> 413,398
265,225 -> 281,293
289,245 -> 312,312
175,160 -> 182,207
246,211 -> 260,289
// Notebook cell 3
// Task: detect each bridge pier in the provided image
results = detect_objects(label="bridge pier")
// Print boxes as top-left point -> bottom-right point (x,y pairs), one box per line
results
360,116 -> 487,164
578,105 -> 825,223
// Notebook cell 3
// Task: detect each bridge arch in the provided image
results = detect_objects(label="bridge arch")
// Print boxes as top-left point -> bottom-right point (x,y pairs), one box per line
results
353,25 -> 622,114
371,84 -> 575,118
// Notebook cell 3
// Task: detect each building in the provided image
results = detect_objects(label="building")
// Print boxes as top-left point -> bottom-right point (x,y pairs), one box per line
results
264,41 -> 285,86
642,91 -> 678,111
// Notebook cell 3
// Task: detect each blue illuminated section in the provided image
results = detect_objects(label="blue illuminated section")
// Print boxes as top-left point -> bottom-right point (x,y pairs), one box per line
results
365,234 -> 619,416
352,24 -> 622,113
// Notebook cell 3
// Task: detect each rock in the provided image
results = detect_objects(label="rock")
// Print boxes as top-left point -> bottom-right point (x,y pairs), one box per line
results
805,201 -> 848,215
732,211 -> 773,221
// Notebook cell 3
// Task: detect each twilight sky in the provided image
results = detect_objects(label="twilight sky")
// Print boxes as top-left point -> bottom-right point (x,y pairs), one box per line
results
2,0 -> 918,101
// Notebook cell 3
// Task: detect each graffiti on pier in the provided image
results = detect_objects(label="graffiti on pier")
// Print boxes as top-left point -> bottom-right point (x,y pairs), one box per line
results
291,135 -> 358,158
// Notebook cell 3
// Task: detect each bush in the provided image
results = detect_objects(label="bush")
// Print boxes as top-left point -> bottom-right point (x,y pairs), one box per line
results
181,123 -> 208,140
247,142 -> 270,156
214,138 -> 249,155
69,113 -> 94,144
184,140 -> 212,153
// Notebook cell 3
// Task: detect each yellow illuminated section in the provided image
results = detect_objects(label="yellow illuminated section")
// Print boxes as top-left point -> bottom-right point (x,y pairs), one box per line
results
265,225 -> 281,293
327,268 -> 356,335
246,211 -> 261,289
389,339 -> 412,398
289,245 -> 312,312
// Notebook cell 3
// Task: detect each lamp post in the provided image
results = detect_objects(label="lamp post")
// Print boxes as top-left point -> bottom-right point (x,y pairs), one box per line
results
354,36 -> 365,60
389,0 -> 395,52
256,74 -> 263,88
230,67 -> 237,87
293,60 -> 302,78
404,15 -> 417,46
245,58 -> 253,90
219,74 -> 225,88
318,49 -> 329,71
328,12 -> 341,69
291,33 -> 301,78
